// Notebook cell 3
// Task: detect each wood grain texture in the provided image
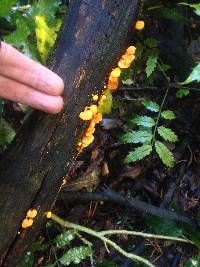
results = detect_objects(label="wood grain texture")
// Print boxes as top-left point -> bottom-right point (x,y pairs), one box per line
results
0,0 -> 141,265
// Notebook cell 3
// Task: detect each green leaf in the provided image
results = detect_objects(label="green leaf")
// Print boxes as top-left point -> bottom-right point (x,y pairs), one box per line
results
131,116 -> 156,128
122,79 -> 133,85
121,131 -> 153,144
182,226 -> 200,249
182,63 -> 200,84
161,110 -> 176,120
4,16 -> 31,48
59,246 -> 92,265
142,100 -> 160,112
179,3 -> 200,16
176,88 -> 190,98
157,126 -> 178,142
125,144 -> 152,163
0,118 -> 15,147
145,55 -> 158,77
144,38 -> 159,48
184,254 -> 200,267
31,0 -> 62,24
160,64 -> 171,72
19,251 -> 34,267
0,0 -> 17,16
155,141 -> 175,167
97,90 -> 112,114
55,229 -> 77,248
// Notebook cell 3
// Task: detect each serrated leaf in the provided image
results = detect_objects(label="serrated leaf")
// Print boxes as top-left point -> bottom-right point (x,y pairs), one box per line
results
157,126 -> 178,142
131,116 -> 155,128
97,90 -> 112,114
31,0 -> 62,24
59,246 -> 92,265
121,131 -> 152,144
144,38 -> 159,48
155,141 -> 175,167
125,144 -> 152,163
161,110 -> 176,120
176,88 -> 190,98
0,0 -> 17,16
55,229 -> 77,248
182,63 -> 200,84
145,55 -> 158,77
142,100 -> 160,112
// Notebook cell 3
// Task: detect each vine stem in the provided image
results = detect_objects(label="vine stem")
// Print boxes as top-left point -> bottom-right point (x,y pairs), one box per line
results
151,63 -> 170,146
49,213 -> 191,267
50,213 -> 155,267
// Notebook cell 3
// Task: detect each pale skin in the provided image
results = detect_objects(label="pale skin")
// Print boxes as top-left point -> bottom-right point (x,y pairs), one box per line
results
0,42 -> 64,114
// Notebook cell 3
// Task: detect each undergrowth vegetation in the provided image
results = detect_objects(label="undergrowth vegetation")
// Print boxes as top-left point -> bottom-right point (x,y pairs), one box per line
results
0,0 -> 200,266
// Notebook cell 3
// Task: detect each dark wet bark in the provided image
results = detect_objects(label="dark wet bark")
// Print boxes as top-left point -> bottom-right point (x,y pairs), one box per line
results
0,1 -> 141,266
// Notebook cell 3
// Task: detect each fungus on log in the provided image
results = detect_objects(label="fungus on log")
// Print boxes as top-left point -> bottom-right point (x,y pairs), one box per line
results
0,0 -> 141,266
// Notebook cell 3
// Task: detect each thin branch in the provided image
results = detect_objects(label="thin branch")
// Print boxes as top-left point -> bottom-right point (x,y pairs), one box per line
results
60,188 -> 194,226
99,230 -> 191,244
49,213 -> 155,267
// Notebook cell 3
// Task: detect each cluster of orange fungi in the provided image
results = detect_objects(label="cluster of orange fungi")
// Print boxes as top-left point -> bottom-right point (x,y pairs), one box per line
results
78,20 -> 144,151
78,94 -> 104,150
22,209 -> 37,229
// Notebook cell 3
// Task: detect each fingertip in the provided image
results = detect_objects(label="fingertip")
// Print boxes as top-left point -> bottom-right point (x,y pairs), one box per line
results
47,96 -> 64,114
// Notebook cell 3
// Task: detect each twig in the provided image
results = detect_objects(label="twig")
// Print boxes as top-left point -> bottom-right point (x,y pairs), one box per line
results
99,230 -> 191,244
49,213 -> 155,267
60,188 -> 194,226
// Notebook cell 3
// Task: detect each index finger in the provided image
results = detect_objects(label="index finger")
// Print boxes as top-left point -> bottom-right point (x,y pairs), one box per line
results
0,42 -> 64,96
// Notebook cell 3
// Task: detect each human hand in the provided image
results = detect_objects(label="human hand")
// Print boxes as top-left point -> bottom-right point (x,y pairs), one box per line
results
0,42 -> 64,114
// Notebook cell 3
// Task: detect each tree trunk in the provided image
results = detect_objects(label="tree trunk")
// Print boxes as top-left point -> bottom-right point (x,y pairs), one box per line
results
0,0 -> 141,266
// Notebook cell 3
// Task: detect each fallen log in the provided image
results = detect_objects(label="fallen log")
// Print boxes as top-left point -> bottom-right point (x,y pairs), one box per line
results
0,0 -> 141,265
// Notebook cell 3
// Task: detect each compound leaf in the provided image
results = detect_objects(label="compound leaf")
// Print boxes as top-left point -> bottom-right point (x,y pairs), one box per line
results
157,126 -> 178,142
125,144 -> 152,163
121,131 -> 152,144
142,100 -> 160,112
131,116 -> 155,128
59,246 -> 92,265
161,110 -> 176,120
155,141 -> 175,167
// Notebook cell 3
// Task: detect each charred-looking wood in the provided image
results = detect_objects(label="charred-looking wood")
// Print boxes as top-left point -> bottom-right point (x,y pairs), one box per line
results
0,0 -> 141,266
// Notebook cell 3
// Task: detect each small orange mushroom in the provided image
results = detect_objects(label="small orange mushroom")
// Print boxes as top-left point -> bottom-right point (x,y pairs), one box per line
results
110,67 -> 121,78
27,209 -> 37,219
79,110 -> 93,120
22,218 -> 33,229
135,20 -> 145,30
126,46 -> 136,55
